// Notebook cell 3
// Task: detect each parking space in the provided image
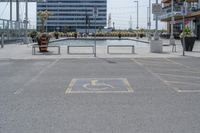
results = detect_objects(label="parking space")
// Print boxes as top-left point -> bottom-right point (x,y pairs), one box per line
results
133,58 -> 200,93
65,78 -> 134,94
1,58 -> 200,133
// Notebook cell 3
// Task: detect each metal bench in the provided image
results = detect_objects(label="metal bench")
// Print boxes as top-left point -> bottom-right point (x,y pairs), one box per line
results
67,45 -> 95,56
163,43 -> 176,52
32,45 -> 61,55
107,45 -> 135,54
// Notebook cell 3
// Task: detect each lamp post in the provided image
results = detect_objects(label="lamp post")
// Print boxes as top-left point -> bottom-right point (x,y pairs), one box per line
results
56,2 -> 60,32
170,0 -> 175,46
147,7 -> 149,29
148,0 -> 151,40
24,0 -> 28,44
94,6 -> 98,57
150,0 -> 163,53
45,1 -> 47,32
134,0 -> 139,39
154,0 -> 159,40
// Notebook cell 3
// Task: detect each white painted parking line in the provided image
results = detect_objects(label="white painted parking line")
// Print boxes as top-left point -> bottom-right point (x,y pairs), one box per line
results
177,90 -> 200,93
14,59 -> 60,95
131,59 -> 179,93
65,79 -> 77,94
133,58 -> 200,93
156,73 -> 200,79
165,81 -> 200,86
164,58 -> 200,72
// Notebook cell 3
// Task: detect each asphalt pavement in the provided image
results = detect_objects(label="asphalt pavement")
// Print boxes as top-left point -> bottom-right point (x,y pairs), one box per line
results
0,57 -> 200,133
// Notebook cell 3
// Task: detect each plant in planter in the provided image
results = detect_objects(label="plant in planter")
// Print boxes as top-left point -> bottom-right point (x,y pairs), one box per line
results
139,28 -> 145,38
29,30 -> 38,42
180,26 -> 196,51
37,10 -> 52,52
54,32 -> 59,39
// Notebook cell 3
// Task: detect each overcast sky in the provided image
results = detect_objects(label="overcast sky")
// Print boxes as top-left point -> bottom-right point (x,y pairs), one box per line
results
0,0 -> 165,29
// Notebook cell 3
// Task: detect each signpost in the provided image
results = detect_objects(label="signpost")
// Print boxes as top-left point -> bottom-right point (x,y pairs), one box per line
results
152,3 -> 162,15
93,6 -> 98,57
150,1 -> 163,53
181,1 -> 187,56
152,3 -> 162,40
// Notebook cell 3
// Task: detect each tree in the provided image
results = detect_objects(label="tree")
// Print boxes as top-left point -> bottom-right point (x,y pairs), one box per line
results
37,10 -> 52,32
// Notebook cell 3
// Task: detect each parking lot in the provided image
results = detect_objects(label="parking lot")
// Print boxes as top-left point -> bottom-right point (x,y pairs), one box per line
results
0,57 -> 200,133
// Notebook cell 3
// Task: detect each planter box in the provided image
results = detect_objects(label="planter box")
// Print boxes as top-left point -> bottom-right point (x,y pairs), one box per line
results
150,40 -> 163,53
181,37 -> 196,51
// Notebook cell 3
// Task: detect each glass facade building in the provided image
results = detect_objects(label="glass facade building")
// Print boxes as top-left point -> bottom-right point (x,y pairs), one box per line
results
37,0 -> 107,32
160,0 -> 200,39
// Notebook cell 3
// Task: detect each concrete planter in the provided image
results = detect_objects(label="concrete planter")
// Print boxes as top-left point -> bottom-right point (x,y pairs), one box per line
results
150,40 -> 163,53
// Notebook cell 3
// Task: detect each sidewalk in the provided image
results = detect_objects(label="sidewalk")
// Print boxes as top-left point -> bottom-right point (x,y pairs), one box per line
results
0,37 -> 199,60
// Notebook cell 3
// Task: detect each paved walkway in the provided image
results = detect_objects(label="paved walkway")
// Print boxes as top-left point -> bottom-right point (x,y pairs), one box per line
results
0,37 -> 199,59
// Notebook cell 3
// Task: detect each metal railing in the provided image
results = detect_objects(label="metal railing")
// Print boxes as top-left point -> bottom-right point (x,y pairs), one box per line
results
0,18 -> 30,43
160,2 -> 200,20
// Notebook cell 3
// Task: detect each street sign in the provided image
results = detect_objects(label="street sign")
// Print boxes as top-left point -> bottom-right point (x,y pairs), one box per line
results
152,3 -> 162,15
181,2 -> 188,16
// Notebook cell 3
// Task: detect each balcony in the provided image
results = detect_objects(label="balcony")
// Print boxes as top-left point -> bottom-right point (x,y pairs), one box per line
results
160,1 -> 200,21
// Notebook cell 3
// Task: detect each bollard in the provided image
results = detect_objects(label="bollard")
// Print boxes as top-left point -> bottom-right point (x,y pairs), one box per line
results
1,34 -> 4,48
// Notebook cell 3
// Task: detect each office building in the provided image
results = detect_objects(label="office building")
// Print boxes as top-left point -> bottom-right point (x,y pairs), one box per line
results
37,0 -> 107,32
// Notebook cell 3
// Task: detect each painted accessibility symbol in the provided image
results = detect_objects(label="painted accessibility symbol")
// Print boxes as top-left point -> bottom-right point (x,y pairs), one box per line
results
65,78 -> 134,94
83,80 -> 114,91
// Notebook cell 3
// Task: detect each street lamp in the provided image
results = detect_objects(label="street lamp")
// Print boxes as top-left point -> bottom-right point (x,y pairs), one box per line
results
170,0 -> 176,46
56,2 -> 61,32
24,0 -> 28,44
134,0 -> 139,39
154,0 -> 159,40
148,0 -> 151,40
